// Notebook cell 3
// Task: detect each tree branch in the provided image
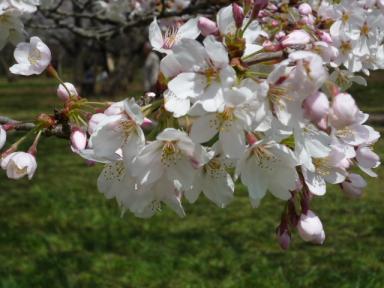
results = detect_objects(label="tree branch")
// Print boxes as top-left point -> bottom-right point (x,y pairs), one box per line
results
0,116 -> 70,139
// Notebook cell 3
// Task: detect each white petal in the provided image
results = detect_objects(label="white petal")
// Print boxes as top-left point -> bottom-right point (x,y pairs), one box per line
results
190,114 -> 219,143
168,72 -> 206,99
303,169 -> 326,196
148,18 -> 164,50
220,122 -> 245,159
177,18 -> 200,40
203,35 -> 229,67
164,90 -> 191,117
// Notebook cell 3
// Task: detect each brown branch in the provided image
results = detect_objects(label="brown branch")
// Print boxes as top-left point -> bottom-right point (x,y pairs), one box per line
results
0,116 -> 70,139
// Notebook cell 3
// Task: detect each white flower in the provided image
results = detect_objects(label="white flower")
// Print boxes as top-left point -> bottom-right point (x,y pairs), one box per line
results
97,161 -> 185,218
149,18 -> 200,54
263,51 -> 327,128
166,36 -> 236,113
131,128 -> 205,189
294,123 -> 332,172
235,142 -> 299,207
186,147 -> 234,207
331,34 -> 363,72
89,99 -> 145,163
302,145 -> 347,196
216,4 -> 264,57
10,36 -> 51,76
190,82 -> 266,159
330,93 -> 371,146
1,152 -> 37,180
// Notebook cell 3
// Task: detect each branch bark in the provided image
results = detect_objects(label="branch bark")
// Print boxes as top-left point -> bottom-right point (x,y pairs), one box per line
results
0,116 -> 70,139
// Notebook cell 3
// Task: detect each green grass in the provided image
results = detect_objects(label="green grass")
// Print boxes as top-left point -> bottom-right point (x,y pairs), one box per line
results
0,78 -> 383,288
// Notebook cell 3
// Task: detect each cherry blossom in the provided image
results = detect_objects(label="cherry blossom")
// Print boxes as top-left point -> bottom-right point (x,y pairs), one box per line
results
2,0 -> 384,248
1,152 -> 37,180
9,36 -> 51,76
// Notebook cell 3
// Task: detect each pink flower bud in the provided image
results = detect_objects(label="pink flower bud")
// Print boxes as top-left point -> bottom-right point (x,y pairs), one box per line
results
71,128 -> 87,151
356,146 -> 380,170
252,0 -> 269,18
303,92 -> 330,123
330,93 -> 359,129
301,15 -> 315,25
198,17 -> 218,37
275,31 -> 286,41
277,229 -> 291,250
298,3 -> 312,15
246,132 -> 257,146
281,30 -> 311,47
271,19 -> 279,27
318,31 -> 333,43
341,173 -> 367,198
141,117 -> 154,129
1,152 -> 37,180
57,82 -> 78,101
297,210 -> 325,245
232,3 -> 244,28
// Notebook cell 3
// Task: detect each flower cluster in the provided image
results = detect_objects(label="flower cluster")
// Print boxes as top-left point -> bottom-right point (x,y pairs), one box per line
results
1,0 -> 383,248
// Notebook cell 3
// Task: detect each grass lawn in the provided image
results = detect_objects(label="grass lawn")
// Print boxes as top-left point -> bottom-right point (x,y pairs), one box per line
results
0,77 -> 383,288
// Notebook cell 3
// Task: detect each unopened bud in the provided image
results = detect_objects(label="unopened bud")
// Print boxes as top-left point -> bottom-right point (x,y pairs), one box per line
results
71,128 -> 87,151
275,31 -> 286,41
277,229 -> 291,250
281,30 -> 311,47
341,173 -> 367,198
330,93 -> 359,129
198,17 -> 219,37
303,92 -> 330,123
141,117 -> 154,129
246,132 -> 257,145
252,0 -> 268,18
318,31 -> 333,43
232,3 -> 244,28
297,210 -> 325,245
57,82 -> 78,101
298,3 -> 312,15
